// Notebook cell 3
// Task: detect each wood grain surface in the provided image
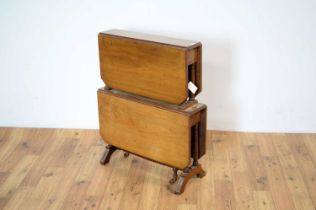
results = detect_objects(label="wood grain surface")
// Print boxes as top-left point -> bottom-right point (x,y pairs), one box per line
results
0,128 -> 316,210
97,88 -> 197,169
101,29 -> 200,49
98,30 -> 202,104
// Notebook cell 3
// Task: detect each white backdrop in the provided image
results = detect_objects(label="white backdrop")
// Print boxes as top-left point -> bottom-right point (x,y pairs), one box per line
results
1,0 -> 316,132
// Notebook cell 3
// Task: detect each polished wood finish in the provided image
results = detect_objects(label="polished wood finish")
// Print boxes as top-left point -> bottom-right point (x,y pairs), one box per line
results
104,87 -> 198,111
97,88 -> 207,169
1,128 -> 316,209
98,30 -> 205,193
101,29 -> 201,48
98,29 -> 202,104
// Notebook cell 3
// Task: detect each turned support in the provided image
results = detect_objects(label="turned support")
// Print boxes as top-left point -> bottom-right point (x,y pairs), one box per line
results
169,168 -> 178,184
100,145 -> 117,165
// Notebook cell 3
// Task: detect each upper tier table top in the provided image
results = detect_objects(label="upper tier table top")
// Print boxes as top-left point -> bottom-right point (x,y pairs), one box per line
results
100,29 -> 200,49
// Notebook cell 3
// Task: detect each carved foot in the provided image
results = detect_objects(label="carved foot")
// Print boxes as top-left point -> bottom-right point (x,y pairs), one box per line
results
197,169 -> 206,178
100,145 -> 117,165
168,164 -> 206,195
169,168 -> 178,184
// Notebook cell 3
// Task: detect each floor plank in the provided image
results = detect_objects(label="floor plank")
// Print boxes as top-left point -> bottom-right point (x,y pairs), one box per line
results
0,128 -> 315,210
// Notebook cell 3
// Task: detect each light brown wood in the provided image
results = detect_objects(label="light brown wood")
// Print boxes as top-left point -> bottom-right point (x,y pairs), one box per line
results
98,29 -> 202,104
97,88 -> 207,169
101,29 -> 200,48
1,128 -> 316,210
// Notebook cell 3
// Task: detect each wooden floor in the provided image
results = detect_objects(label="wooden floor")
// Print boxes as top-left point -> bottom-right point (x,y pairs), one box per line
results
0,128 -> 315,210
